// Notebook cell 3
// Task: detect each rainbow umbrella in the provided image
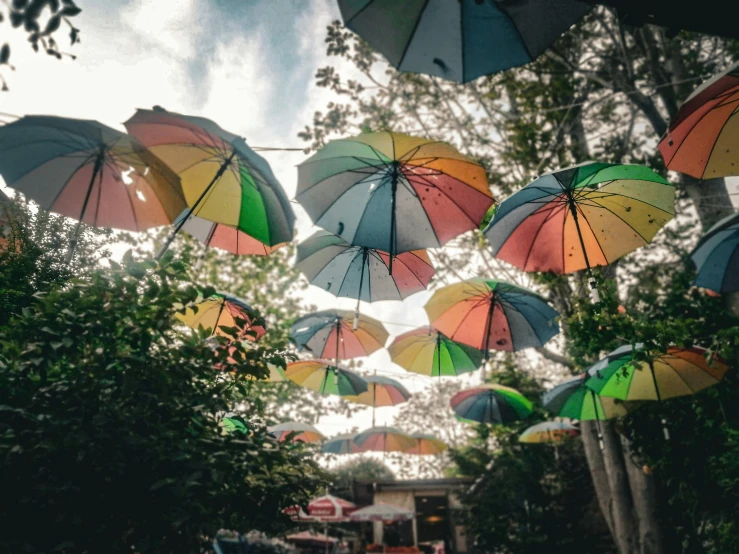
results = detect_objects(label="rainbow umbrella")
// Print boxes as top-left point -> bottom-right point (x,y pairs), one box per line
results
296,132 -> 492,271
388,326 -> 483,377
176,292 -> 266,341
289,310 -> 388,364
0,115 -> 186,263
424,279 -> 559,358
542,375 -> 637,421
176,211 -> 285,257
353,426 -> 416,454
320,433 -> 359,455
585,344 -> 730,402
285,360 -> 368,397
690,211 -> 739,294
484,163 -> 675,280
346,373 -> 411,426
659,63 -> 739,179
450,384 -> 533,424
269,422 -> 325,444
519,421 -> 579,444
338,0 -> 590,83
124,108 -> 295,256
404,433 -> 448,455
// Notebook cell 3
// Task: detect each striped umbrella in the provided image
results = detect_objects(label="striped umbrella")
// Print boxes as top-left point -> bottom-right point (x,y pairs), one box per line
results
124,108 -> 295,257
424,279 -> 559,358
346,373 -> 411,426
338,0 -> 590,83
285,360 -> 368,397
320,433 -> 359,455
690,211 -> 739,294
484,163 -> 675,283
353,426 -> 416,454
450,384 -> 533,425
0,115 -> 186,263
289,310 -> 388,364
404,433 -> 448,455
268,422 -> 325,444
388,326 -> 483,377
176,292 -> 266,341
519,421 -> 579,444
296,132 -> 492,271
542,375 -> 637,421
176,211 -> 285,257
659,63 -> 739,179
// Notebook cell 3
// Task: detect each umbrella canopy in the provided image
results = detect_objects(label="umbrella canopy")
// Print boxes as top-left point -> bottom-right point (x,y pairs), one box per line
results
176,211 -> 285,256
424,279 -> 559,355
450,384 -> 533,424
296,132 -> 493,262
285,532 -> 338,545
346,374 -> 411,408
484,162 -> 675,274
320,433 -> 359,455
176,292 -> 266,340
338,0 -> 590,84
542,375 -> 637,421
285,360 -> 369,397
690,212 -> 739,294
388,326 -> 483,377
659,63 -> 739,179
585,344 -> 730,402
353,426 -> 416,453
296,230 -> 435,301
268,422 -> 325,444
349,503 -> 415,522
124,108 -> 295,253
221,417 -> 248,434
404,433 -> 448,455
0,115 -> 186,261
290,310 -> 388,361
519,421 -> 579,444
287,494 -> 358,522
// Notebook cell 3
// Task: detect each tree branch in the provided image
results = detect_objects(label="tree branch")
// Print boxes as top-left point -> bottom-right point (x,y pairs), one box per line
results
535,347 -> 574,369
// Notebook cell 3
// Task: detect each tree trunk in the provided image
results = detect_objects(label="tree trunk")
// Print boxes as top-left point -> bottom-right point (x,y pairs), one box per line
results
680,175 -> 734,230
582,421 -> 616,538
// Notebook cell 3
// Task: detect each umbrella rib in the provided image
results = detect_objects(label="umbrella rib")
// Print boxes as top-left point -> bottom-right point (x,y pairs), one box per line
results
404,171 -> 485,228
514,200 -> 566,270
578,188 -> 676,214
578,201 -> 653,245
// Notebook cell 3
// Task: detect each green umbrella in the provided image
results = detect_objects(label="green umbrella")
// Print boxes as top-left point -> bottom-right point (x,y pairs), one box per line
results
285,359 -> 368,397
388,326 -> 483,377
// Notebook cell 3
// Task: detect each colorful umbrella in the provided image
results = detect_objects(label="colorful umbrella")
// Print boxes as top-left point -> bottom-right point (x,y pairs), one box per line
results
285,360 -> 368,397
519,421 -> 579,444
542,375 -> 637,421
338,0 -> 590,83
296,132 -> 493,270
124,108 -> 295,256
484,163 -> 675,279
221,417 -> 248,434
424,279 -> 559,357
320,433 -> 359,455
585,344 -> 730,402
346,373 -> 411,426
450,384 -> 533,424
404,433 -> 448,455
659,63 -> 739,179
268,422 -> 325,444
176,292 -> 266,340
690,211 -> 739,294
388,326 -> 483,377
296,229 -> 435,308
353,426 -> 416,454
286,494 -> 358,522
0,115 -> 186,262
289,310 -> 388,363
176,211 -> 285,257
349,503 -> 415,522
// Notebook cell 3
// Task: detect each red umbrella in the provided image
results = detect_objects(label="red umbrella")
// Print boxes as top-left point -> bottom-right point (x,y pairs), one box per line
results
285,494 -> 357,522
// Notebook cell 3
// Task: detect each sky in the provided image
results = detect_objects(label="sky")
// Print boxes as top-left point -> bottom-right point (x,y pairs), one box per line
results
0,0 -> 472,441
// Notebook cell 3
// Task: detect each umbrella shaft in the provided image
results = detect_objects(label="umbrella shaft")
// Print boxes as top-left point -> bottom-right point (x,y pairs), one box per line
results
389,166 -> 398,274
65,150 -> 105,265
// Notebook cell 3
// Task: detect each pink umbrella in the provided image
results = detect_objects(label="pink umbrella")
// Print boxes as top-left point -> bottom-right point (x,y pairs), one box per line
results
177,212 -> 286,256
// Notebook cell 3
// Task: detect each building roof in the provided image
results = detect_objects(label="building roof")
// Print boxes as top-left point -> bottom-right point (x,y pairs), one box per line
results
352,478 -> 474,506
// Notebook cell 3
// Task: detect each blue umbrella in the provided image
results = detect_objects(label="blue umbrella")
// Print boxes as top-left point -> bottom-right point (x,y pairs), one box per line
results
690,211 -> 739,293
337,0 -> 590,83
320,434 -> 358,455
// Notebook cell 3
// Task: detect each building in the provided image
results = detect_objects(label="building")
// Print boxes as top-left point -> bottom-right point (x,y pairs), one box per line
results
352,478 -> 473,554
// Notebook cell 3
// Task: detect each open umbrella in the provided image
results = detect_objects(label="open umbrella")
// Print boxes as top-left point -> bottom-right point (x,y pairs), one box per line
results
290,310 -> 388,363
542,374 -> 638,421
296,132 -> 492,271
388,326 -> 483,377
268,422 -> 325,444
404,433 -> 448,455
349,503 -> 415,522
346,373 -> 411,426
424,279 -> 559,360
176,211 -> 285,257
296,229 -> 435,319
124,108 -> 295,256
320,433 -> 359,455
338,0 -> 590,83
519,421 -> 579,444
659,63 -> 739,179
0,115 -> 186,263
353,426 -> 416,454
690,211 -> 739,294
286,494 -> 357,554
484,163 -> 675,299
450,384 -> 533,424
285,360 -> 368,397
176,292 -> 266,341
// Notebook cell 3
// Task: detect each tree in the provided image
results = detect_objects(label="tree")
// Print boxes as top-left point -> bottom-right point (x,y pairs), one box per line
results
328,456 -> 395,502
